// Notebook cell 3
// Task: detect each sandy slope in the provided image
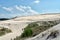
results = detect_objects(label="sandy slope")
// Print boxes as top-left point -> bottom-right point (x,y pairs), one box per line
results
26,23 -> 60,40
0,14 -> 60,40
0,21 -> 28,40
13,14 -> 60,21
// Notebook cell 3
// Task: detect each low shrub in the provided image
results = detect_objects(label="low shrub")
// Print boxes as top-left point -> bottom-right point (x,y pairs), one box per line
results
21,28 -> 33,38
0,27 -> 12,36
0,31 -> 5,36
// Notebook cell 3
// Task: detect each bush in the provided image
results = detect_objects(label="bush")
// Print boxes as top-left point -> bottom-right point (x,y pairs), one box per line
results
0,27 -> 12,36
0,28 -> 12,33
5,28 -> 12,33
21,28 -> 33,38
0,31 -> 5,36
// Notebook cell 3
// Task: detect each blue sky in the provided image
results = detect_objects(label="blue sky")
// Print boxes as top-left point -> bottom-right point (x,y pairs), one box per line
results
0,0 -> 60,18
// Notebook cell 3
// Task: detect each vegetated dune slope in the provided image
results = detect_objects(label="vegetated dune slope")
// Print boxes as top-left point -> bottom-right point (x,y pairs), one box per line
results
27,23 -> 60,40
0,14 -> 60,40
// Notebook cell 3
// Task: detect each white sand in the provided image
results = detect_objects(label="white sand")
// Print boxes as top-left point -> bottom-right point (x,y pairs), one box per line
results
0,21 -> 28,40
0,14 -> 60,40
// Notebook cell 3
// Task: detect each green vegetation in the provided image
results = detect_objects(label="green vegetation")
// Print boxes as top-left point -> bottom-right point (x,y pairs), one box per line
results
21,28 -> 33,38
13,20 -> 59,40
0,27 -> 12,36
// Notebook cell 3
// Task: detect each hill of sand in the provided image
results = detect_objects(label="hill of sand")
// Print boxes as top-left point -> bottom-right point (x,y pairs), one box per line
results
0,14 -> 60,40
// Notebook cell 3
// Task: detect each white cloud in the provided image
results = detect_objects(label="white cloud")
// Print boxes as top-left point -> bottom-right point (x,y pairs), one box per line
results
19,5 -> 27,9
15,5 -> 25,12
25,6 -> 39,15
2,7 -> 13,12
14,5 -> 39,15
2,5 -> 39,16
34,0 -> 40,4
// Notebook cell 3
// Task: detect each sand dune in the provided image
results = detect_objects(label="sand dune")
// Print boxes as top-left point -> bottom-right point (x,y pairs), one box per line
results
0,14 -> 60,40
27,23 -> 60,40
